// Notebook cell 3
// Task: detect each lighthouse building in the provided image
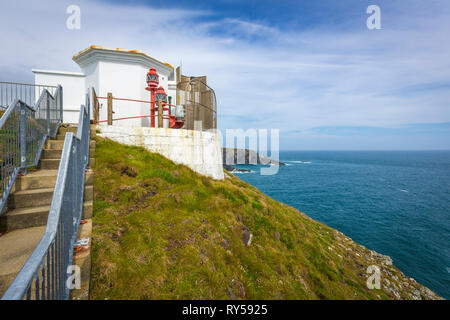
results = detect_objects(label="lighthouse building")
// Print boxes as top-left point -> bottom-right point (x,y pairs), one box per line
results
33,46 -> 176,126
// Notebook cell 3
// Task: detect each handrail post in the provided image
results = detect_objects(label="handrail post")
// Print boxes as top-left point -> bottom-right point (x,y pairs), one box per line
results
158,99 -> 163,128
92,88 -> 96,123
20,102 -> 27,175
107,93 -> 113,125
46,92 -> 50,136
59,85 -> 63,123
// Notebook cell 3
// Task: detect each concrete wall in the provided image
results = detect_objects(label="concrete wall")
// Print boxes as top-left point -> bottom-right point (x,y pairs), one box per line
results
97,124 -> 224,180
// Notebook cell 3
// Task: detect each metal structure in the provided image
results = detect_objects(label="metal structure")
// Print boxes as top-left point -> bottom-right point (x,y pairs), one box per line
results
0,84 -> 62,215
94,93 -> 188,128
177,77 -> 217,131
0,81 -> 57,109
91,72 -> 218,132
1,92 -> 91,300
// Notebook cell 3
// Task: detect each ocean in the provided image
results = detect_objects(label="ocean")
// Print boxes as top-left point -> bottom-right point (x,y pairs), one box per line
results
234,151 -> 450,299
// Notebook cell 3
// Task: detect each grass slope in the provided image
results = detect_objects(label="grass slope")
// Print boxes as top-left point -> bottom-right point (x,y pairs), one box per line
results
90,138 -> 440,300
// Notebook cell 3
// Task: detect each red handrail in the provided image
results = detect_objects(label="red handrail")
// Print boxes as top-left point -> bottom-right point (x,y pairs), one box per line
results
96,95 -> 177,107
96,114 -> 192,124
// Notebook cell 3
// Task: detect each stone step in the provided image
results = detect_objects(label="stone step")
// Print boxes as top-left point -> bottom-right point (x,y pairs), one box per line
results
45,139 -> 96,150
0,226 -> 46,297
56,131 -> 97,141
58,126 -> 78,134
40,158 -> 95,170
42,147 -> 95,159
12,170 -> 94,192
58,126 -> 97,136
8,185 -> 93,209
0,201 -> 93,232
56,134 -> 67,140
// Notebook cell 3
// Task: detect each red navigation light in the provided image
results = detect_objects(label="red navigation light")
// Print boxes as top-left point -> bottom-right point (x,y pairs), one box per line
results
145,67 -> 159,91
155,86 -> 167,105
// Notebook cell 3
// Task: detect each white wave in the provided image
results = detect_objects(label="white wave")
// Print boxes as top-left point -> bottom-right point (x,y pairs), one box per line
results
287,160 -> 312,164
398,189 -> 409,193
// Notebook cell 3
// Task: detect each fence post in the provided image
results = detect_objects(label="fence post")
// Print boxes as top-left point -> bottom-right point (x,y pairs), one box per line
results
92,88 -> 97,124
158,99 -> 163,128
46,92 -> 50,136
107,93 -> 113,125
59,85 -> 63,123
20,102 -> 27,175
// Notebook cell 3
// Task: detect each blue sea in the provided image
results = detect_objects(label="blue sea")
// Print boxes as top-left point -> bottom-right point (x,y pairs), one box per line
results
234,151 -> 450,299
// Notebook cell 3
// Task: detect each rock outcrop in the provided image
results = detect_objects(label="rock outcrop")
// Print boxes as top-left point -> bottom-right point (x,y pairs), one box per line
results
222,148 -> 285,172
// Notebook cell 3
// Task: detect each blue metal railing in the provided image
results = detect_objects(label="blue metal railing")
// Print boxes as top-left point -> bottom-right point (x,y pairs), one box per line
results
0,85 -> 62,215
0,81 -> 57,109
1,92 -> 90,300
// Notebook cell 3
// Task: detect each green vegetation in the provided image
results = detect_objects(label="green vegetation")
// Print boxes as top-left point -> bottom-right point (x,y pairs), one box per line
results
90,138 -> 438,300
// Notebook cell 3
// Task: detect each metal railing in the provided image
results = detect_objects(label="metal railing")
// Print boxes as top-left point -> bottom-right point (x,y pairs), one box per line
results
1,92 -> 90,300
177,77 -> 217,130
94,93 -> 188,126
0,81 -> 57,109
0,85 -> 62,214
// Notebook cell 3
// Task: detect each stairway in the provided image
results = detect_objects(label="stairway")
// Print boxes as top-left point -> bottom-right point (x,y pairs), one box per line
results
0,124 -> 95,297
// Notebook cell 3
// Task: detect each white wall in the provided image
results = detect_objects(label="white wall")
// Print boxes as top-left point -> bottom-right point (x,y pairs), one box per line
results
33,49 -> 176,125
82,62 -> 99,120
97,124 -> 224,180
79,60 -> 173,127
33,69 -> 85,124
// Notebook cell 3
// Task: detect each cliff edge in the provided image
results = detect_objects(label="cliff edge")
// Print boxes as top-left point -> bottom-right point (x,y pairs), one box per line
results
90,138 -> 441,300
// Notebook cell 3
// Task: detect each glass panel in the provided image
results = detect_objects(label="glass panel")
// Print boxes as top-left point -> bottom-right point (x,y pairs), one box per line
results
156,94 -> 167,102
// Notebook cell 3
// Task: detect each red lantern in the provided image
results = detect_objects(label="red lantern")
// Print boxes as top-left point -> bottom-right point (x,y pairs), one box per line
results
145,68 -> 159,127
155,86 -> 168,105
145,68 -> 159,91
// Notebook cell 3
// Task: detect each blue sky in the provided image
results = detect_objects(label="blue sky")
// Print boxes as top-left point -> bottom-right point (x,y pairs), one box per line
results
0,0 -> 449,150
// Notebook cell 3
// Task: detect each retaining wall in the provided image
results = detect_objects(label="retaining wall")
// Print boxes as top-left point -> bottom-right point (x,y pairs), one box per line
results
97,124 -> 224,180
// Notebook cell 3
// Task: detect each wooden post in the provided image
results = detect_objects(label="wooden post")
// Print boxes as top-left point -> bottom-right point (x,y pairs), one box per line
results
92,88 -> 97,123
176,66 -> 181,105
158,99 -> 163,128
107,92 -> 113,125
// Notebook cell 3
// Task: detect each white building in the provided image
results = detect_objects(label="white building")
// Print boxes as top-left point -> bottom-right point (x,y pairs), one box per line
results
33,46 -> 224,180
33,46 -> 176,126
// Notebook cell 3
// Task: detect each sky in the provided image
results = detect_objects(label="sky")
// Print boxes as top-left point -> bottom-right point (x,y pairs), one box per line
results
0,0 -> 449,150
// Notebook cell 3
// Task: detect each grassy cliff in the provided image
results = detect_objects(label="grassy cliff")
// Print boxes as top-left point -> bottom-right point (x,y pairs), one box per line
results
90,138 -> 440,300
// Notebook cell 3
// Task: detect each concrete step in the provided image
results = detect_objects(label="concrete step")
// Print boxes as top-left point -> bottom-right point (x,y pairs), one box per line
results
56,134 -> 67,140
58,126 -> 97,136
45,139 -> 96,150
58,126 -> 78,134
8,185 -> 93,209
42,147 -> 96,160
12,170 -> 94,192
40,158 -> 95,170
56,133 -> 97,141
0,201 -> 93,232
0,226 -> 46,297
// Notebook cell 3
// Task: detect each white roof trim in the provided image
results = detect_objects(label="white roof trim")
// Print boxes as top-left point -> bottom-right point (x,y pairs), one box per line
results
73,49 -> 173,73
32,69 -> 85,77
